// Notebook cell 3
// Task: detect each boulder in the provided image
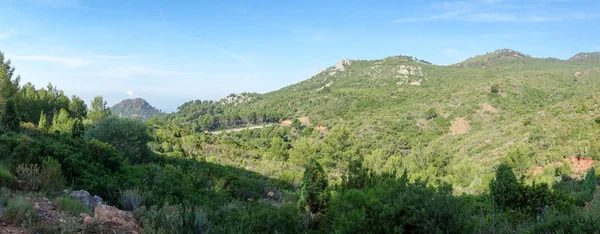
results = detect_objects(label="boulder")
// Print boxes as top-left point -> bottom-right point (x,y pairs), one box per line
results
69,190 -> 105,210
82,205 -> 140,234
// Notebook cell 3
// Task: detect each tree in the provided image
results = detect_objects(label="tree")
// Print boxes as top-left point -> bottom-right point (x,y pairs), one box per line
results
268,136 -> 289,161
491,83 -> 501,94
88,96 -> 111,124
320,127 -> 355,167
1,98 -> 20,132
51,108 -> 74,134
582,168 -> 597,201
38,110 -> 49,131
0,51 -> 20,104
425,108 -> 438,120
291,118 -> 302,129
71,118 -> 84,138
86,116 -> 152,164
298,159 -> 329,228
69,95 -> 88,119
489,164 -> 522,211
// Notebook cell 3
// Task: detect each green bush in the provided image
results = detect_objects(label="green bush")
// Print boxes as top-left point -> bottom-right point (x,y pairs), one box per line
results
3,197 -> 38,225
0,167 -> 17,189
119,189 -> 144,211
40,157 -> 66,196
595,117 -> 600,125
54,196 -> 90,215
86,116 -> 153,164
425,108 -> 438,120
329,174 -> 472,233
491,83 -> 501,94
0,187 -> 11,207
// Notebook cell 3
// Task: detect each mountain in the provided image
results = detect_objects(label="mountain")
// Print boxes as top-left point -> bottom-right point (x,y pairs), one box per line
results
164,49 -> 600,193
111,98 -> 165,120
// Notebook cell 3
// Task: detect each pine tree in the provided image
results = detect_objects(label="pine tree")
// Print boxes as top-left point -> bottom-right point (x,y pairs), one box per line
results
490,164 -> 523,211
582,168 -> 597,201
88,96 -> 111,124
1,98 -> 20,132
298,159 -> 328,228
0,51 -> 20,104
51,108 -> 73,134
38,110 -> 49,131
71,118 -> 84,138
69,95 -> 88,119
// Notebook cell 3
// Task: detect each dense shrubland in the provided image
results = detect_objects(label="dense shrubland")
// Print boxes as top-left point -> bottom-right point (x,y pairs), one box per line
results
1,50 -> 600,232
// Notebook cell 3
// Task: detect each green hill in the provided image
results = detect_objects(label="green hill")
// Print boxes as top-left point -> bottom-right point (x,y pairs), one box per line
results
111,98 -> 165,120
159,49 -> 600,193
3,49 -> 600,233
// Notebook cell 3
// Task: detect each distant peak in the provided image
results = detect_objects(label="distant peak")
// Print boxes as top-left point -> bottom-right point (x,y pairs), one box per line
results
489,49 -> 530,58
569,52 -> 600,62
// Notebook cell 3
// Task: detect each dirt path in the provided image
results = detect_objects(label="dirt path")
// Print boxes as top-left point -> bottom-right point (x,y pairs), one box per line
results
209,124 -> 276,134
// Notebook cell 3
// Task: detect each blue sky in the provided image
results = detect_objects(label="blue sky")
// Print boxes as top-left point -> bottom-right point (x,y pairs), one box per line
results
0,0 -> 598,112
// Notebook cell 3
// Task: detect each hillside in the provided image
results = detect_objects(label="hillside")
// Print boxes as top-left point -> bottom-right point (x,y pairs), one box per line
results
3,49 -> 600,233
111,98 -> 164,120
160,49 -> 600,193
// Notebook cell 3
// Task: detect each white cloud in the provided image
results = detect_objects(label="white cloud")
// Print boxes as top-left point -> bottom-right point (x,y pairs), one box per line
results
127,90 -> 136,97
14,55 -> 87,66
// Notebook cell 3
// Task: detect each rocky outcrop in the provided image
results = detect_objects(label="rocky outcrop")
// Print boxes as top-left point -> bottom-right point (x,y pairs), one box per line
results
334,59 -> 351,71
82,205 -> 140,234
69,190 -> 105,210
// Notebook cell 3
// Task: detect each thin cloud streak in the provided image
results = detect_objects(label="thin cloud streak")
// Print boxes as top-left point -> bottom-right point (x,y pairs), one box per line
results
14,55 -> 87,66
392,0 -> 596,23
86,55 -> 140,59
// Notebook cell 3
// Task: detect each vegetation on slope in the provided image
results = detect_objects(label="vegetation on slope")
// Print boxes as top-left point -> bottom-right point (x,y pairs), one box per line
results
2,49 -> 600,233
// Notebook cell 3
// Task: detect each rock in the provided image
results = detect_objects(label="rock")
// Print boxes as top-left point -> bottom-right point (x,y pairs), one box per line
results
83,205 -> 140,234
267,191 -> 275,198
334,59 -> 351,71
69,190 -> 105,210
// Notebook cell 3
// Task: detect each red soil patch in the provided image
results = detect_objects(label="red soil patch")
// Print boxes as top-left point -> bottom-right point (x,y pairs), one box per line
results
568,156 -> 594,174
450,117 -> 471,135
280,120 -> 292,127
299,116 -> 310,125
316,125 -> 328,134
532,167 -> 544,176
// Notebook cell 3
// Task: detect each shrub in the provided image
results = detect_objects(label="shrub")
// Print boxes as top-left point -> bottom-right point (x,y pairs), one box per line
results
54,196 -> 90,215
0,167 -> 17,189
491,84 -> 501,94
119,189 -> 144,211
182,206 -> 210,234
86,116 -> 153,164
40,157 -> 66,196
425,108 -> 438,120
0,187 -> 11,207
15,163 -> 41,191
595,117 -> 600,125
3,197 -> 38,225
